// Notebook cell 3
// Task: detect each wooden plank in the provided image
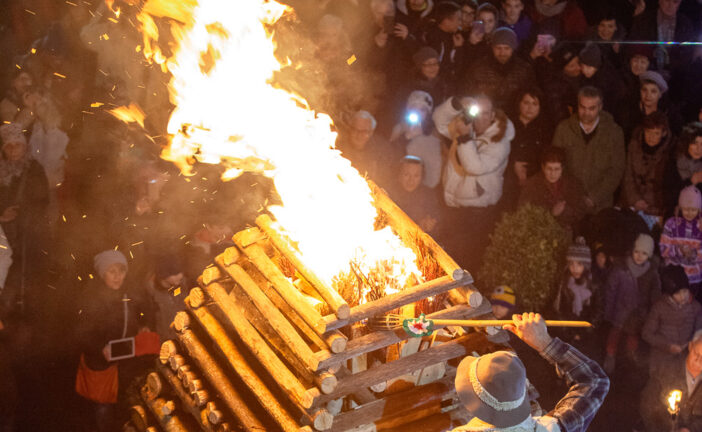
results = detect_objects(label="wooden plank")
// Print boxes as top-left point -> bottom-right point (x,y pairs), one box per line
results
315,331 -> 495,405
323,275 -> 472,331
315,302 -> 491,371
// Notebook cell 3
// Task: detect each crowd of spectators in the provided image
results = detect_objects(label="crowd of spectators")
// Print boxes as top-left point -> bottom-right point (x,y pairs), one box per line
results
0,0 -> 701,430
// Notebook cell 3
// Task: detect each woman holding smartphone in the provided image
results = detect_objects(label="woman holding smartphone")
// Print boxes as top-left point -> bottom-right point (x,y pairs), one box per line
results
75,250 -> 149,432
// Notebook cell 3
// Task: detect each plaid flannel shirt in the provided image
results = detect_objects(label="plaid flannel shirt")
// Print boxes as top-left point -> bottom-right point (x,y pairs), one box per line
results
540,337 -> 610,432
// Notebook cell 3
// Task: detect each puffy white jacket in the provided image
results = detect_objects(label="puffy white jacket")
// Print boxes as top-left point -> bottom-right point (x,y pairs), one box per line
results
442,115 -> 514,208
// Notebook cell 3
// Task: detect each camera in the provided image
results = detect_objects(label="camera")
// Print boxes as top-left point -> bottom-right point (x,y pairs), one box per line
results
405,110 -> 421,126
462,104 -> 480,123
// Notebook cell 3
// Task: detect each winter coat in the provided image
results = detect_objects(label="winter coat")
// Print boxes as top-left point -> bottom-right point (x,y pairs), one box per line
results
406,133 -> 443,188
621,125 -> 674,216
509,116 -> 553,177
538,64 -> 580,124
553,272 -> 601,323
529,0 -> 587,41
628,9 -> 696,72
442,112 -> 514,208
660,216 -> 702,284
641,355 -> 702,432
424,26 -> 464,86
604,258 -> 661,331
498,13 -> 533,48
518,172 -> 586,228
552,111 -> 626,212
617,100 -> 684,143
464,55 -> 536,112
395,0 -> 434,42
75,281 -> 148,371
642,296 -> 702,371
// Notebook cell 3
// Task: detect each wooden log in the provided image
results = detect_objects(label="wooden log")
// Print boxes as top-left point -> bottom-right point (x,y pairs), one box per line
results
315,302 -> 492,371
161,400 -> 176,416
237,242 -> 327,334
185,297 -> 313,432
129,405 -> 150,431
160,340 -> 178,365
237,259 -> 336,352
140,387 -> 190,432
214,260 -> 320,372
207,402 -> 225,425
330,377 -> 454,432
335,367 -> 376,405
315,332 -> 493,406
169,355 -> 186,372
145,372 -> 163,399
381,412 -> 452,432
157,364 -> 216,432
201,282 -> 322,409
323,331 -> 347,354
175,317 -> 267,432
323,275 -> 472,331
376,401 -> 442,430
315,371 -> 338,395
255,216 -> 351,320
369,181 -> 482,308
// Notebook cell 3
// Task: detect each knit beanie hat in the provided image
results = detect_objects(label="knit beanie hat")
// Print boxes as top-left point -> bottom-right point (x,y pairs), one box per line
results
661,265 -> 689,296
406,90 -> 434,113
490,285 -> 516,310
413,46 -> 439,67
94,250 -> 128,278
579,42 -> 602,69
0,123 -> 27,146
491,27 -> 518,50
679,185 -> 702,210
633,233 -> 654,257
566,236 -> 591,264
639,70 -> 668,94
551,42 -> 579,71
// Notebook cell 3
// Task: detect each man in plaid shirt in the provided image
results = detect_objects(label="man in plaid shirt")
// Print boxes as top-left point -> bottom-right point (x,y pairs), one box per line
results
451,313 -> 609,431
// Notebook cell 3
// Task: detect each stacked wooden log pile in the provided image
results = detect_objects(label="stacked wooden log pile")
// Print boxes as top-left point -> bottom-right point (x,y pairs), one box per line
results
124,184 -> 510,432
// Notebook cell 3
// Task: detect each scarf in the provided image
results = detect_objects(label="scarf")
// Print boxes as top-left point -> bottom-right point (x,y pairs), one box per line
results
534,0 -> 568,17
626,256 -> 650,279
567,276 -> 591,316
0,157 -> 29,187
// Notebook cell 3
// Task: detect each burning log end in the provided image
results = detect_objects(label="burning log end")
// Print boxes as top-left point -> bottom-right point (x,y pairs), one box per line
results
161,400 -> 176,416
203,266 -> 225,285
193,389 -> 210,407
160,340 -> 178,364
170,354 -> 186,372
146,372 -> 163,398
174,311 -> 191,332
315,372 -> 338,395
189,287 -> 207,308
223,247 -> 240,266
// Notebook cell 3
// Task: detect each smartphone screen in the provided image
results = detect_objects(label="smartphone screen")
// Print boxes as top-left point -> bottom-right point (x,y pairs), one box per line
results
109,337 -> 135,361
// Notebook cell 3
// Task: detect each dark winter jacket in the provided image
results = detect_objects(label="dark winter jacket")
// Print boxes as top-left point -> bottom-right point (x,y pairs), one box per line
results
604,258 -> 661,331
75,281 -> 148,371
518,172 -> 586,228
528,0 -> 587,41
509,116 -> 553,176
621,125 -> 674,216
464,55 -> 536,111
628,9 -> 696,71
552,111 -> 626,212
538,64 -> 580,123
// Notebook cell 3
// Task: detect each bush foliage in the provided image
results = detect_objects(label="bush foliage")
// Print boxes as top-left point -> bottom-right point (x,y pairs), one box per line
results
478,204 -> 569,311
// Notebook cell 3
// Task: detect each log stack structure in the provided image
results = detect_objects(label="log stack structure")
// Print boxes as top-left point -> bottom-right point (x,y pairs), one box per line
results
124,183 -> 511,432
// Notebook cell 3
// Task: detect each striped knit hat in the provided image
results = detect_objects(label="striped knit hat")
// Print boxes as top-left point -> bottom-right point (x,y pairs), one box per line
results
566,236 -> 591,264
490,285 -> 516,310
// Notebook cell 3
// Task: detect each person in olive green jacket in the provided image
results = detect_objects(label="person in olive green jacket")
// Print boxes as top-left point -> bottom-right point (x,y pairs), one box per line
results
552,86 -> 626,213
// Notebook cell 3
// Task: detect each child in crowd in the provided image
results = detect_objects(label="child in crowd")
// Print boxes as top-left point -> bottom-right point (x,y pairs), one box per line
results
660,185 -> 702,297
489,285 -> 516,319
387,155 -> 440,234
603,233 -> 661,374
642,265 -> 702,373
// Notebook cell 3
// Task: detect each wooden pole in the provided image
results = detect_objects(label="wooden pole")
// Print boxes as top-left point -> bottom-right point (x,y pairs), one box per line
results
214,260 -> 320,372
315,331 -> 498,406
214,255 -> 336,353
185,296 -> 316,432
323,274 -> 472,331
156,364 -> 217,432
174,313 -> 267,432
256,215 -> 350,320
315,302 -> 492,371
431,319 -> 593,328
237,242 -> 328,334
330,377 -> 454,431
200,282 -> 322,409
369,181 -> 482,307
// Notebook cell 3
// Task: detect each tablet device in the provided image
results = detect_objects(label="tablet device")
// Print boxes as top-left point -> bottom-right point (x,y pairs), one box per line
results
108,337 -> 135,361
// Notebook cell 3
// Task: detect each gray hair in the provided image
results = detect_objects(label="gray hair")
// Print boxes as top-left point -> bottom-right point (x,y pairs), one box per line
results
353,110 -> 377,130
